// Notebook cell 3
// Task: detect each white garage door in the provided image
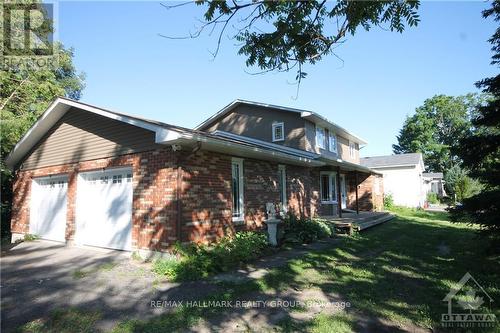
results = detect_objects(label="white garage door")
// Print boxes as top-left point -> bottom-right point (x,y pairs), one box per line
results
76,168 -> 133,251
30,175 -> 68,242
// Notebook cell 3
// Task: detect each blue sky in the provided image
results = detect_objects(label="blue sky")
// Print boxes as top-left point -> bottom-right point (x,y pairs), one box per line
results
58,1 -> 497,157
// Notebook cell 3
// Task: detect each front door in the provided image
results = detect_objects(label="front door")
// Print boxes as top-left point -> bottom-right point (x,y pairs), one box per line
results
340,175 -> 347,209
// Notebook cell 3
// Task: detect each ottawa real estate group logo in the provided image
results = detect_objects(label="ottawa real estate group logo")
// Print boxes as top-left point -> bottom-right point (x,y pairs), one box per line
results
442,272 -> 497,329
1,1 -> 58,71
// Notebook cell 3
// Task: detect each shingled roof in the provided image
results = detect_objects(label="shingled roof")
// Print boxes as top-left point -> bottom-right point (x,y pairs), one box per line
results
360,153 -> 423,168
423,172 -> 443,179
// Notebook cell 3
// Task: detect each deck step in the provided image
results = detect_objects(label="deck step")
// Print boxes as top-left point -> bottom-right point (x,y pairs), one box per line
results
354,214 -> 395,231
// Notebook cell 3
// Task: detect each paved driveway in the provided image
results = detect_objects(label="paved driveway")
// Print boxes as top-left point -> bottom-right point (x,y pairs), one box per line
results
0,239 -> 340,332
1,240 -> 225,332
1,240 -> 196,332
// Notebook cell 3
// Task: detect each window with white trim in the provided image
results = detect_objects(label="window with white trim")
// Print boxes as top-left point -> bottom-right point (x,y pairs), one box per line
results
329,133 -> 337,153
349,141 -> 356,158
316,126 -> 326,149
231,158 -> 244,221
272,122 -> 284,142
320,172 -> 337,203
278,165 -> 287,212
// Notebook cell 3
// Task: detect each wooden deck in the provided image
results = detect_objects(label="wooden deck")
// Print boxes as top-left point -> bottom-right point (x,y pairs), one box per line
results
320,211 -> 395,234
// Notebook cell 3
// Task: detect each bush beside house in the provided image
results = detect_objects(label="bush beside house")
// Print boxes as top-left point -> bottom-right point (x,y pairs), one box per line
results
153,214 -> 336,281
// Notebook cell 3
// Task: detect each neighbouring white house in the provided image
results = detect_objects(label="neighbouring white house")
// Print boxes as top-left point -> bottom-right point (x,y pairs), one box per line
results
423,172 -> 446,197
360,153 -> 426,208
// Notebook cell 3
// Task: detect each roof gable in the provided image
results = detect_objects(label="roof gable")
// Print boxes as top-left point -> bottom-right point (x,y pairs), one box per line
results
195,99 -> 368,145
5,97 -> 183,169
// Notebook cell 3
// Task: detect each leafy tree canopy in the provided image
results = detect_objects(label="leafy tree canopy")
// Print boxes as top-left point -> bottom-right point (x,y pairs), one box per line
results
392,94 -> 488,173
444,165 -> 482,203
166,0 -> 420,84
0,0 -> 85,236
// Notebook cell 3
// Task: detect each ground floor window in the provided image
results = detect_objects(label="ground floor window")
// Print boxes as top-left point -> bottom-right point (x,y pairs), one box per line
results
231,158 -> 244,221
278,165 -> 287,212
320,171 -> 337,203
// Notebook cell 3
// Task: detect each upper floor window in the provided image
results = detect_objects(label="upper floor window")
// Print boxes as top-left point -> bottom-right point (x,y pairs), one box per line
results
349,141 -> 356,158
329,133 -> 337,153
272,122 -> 284,142
316,126 -> 326,149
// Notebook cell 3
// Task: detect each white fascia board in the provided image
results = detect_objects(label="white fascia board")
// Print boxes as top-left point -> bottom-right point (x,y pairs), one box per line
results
155,128 -> 181,142
211,130 -> 319,159
6,99 -> 68,169
366,163 -> 418,169
320,156 -> 382,175
160,132 -> 324,167
5,98 -> 181,169
193,99 -> 241,130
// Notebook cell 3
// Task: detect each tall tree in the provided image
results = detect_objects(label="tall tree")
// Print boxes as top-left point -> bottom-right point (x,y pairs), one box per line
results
450,1 -> 500,250
392,94 -> 486,172
0,1 -> 85,238
165,1 -> 420,84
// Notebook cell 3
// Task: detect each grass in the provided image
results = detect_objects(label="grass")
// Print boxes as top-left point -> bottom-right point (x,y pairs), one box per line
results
72,262 -> 117,279
23,233 -> 38,241
112,209 -> 499,332
277,312 -> 355,333
18,308 -> 101,333
21,209 -> 500,332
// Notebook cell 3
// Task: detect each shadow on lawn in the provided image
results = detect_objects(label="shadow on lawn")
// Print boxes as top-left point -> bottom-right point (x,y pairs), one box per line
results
109,211 -> 499,332
9,211 -> 500,333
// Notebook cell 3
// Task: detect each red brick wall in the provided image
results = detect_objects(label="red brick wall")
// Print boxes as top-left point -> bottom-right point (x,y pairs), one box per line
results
345,172 -> 384,212
176,154 -> 321,243
287,166 -> 318,218
11,149 -> 179,251
243,159 -> 281,228
178,150 -> 233,244
313,171 -> 383,215
11,145 -> 380,252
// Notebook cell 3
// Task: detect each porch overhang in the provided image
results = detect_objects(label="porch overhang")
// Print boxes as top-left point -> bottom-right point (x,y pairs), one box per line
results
318,157 -> 382,175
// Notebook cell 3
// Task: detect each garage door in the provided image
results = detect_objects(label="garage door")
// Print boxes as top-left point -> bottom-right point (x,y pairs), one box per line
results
30,175 -> 68,242
76,168 -> 133,251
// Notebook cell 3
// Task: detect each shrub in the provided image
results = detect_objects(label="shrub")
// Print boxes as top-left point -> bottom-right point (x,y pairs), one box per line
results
426,192 -> 439,204
282,214 -> 332,244
24,234 -> 38,241
384,194 -> 394,210
153,231 -> 269,281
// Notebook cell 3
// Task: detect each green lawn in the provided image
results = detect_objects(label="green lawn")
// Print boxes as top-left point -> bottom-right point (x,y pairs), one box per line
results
20,208 -> 500,332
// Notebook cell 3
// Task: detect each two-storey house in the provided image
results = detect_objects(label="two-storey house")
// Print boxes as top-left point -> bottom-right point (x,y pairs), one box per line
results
6,98 -> 383,255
